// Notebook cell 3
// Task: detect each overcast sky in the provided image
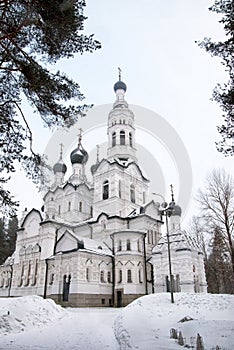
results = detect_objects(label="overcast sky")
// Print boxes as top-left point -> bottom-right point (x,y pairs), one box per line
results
7,0 -> 233,227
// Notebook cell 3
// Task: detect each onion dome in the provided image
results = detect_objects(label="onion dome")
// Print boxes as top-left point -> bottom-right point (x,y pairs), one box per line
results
53,160 -> 67,174
70,144 -> 88,165
53,144 -> 67,174
114,80 -> 127,92
114,67 -> 127,92
171,205 -> 182,217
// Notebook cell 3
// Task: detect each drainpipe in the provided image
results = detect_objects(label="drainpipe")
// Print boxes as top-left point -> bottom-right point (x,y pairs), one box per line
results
143,234 -> 148,295
8,264 -> 13,297
43,258 -> 49,299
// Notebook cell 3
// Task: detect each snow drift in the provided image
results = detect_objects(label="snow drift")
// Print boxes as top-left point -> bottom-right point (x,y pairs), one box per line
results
0,295 -> 66,334
114,293 -> 234,350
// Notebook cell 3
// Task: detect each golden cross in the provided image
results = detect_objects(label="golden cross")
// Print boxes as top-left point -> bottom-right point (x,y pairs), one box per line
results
59,143 -> 64,159
96,144 -> 100,162
118,67 -> 122,81
77,128 -> 83,146
170,184 -> 175,202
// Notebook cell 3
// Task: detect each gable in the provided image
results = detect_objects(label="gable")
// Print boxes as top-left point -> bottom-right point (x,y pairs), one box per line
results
143,201 -> 161,220
22,209 -> 42,236
55,231 -> 84,254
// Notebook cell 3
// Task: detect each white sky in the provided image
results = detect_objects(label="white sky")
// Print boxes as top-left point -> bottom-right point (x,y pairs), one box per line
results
7,0 -> 233,227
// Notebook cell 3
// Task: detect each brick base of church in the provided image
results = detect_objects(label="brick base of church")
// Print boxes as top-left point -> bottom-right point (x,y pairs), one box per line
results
48,292 -> 145,308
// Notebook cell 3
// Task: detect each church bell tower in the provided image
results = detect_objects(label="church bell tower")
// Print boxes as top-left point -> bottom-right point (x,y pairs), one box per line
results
107,69 -> 137,164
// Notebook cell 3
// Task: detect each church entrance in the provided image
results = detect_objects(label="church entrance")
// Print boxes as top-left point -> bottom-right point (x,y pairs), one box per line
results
63,274 -> 71,302
116,291 -> 122,307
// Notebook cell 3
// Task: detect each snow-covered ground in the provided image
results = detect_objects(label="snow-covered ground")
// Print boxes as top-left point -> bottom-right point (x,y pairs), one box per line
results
0,293 -> 234,350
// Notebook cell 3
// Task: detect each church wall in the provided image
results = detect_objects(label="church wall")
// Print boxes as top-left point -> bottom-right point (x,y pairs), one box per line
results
45,250 -> 113,307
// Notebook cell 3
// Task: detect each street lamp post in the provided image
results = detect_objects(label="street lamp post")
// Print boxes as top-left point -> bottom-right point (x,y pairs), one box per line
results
153,192 -> 175,303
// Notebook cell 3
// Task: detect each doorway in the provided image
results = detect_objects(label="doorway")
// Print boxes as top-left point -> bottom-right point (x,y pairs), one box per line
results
116,291 -> 122,307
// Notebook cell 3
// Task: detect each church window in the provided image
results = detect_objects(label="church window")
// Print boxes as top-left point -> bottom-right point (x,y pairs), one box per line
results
112,132 -> 116,147
143,191 -> 146,204
103,180 -> 109,200
151,230 -> 154,244
120,130 -> 125,145
119,180 -> 122,198
129,132 -> 133,147
107,271 -> 111,283
90,206 -> 93,216
123,119 -> 125,124
79,201 -> 82,212
126,239 -> 131,251
68,201 -> 71,211
130,184 -> 135,203
118,270 -> 122,283
127,269 -> 132,283
117,240 -> 122,251
137,239 -> 141,252
49,273 -> 54,285
139,269 -> 142,283
58,205 -> 61,215
147,230 -> 150,244
100,270 -> 105,283
31,260 -> 38,286
86,268 -> 90,282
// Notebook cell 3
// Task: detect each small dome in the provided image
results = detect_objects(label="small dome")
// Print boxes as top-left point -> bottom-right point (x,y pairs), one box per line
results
53,161 -> 67,174
171,205 -> 182,216
70,144 -> 88,165
90,163 -> 99,174
114,80 -> 127,92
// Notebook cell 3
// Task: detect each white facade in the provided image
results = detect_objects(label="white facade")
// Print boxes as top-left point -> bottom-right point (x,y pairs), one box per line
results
0,77 -> 207,306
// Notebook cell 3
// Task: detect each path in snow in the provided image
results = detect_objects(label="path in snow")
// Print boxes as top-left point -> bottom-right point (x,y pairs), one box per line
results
0,308 -> 120,350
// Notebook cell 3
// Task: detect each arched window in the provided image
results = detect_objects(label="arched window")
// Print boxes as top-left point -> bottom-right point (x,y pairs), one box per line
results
103,180 -> 109,200
130,184 -> 135,203
58,205 -> 61,215
68,201 -> 71,211
119,180 -> 122,198
123,119 -> 125,124
143,191 -> 146,204
139,269 -> 142,283
86,268 -> 90,281
117,240 -> 122,251
126,239 -> 131,251
129,132 -> 133,147
137,239 -> 141,252
107,271 -> 111,283
118,270 -> 122,283
100,270 -> 105,283
127,269 -> 132,283
112,132 -> 116,147
120,130 -> 125,145
79,201 -> 82,212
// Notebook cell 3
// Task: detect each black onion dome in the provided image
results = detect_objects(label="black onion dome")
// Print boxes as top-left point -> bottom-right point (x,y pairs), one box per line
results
171,205 -> 182,217
53,161 -> 67,174
114,80 -> 127,92
70,144 -> 88,165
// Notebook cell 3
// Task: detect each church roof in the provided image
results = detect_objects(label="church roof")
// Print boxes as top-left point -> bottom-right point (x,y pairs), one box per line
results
152,230 -> 203,255
92,158 -> 149,181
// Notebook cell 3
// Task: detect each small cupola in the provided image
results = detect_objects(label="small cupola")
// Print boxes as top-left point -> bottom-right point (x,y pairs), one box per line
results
52,144 -> 67,186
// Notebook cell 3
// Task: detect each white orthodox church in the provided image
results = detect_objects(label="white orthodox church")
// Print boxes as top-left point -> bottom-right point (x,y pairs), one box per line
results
0,76 -> 207,307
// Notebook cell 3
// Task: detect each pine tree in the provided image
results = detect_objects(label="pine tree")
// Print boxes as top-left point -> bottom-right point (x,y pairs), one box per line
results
0,217 -> 7,265
6,216 -> 18,258
0,1 -> 101,216
197,0 -> 234,156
